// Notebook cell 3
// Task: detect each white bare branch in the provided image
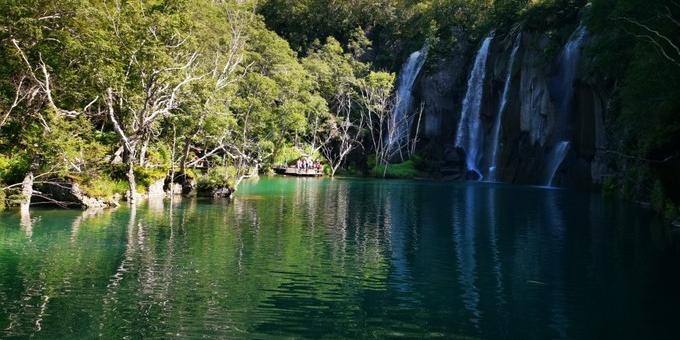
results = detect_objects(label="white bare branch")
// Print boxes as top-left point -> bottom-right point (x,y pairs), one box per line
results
615,16 -> 680,66
1,76 -> 30,127
37,15 -> 61,21
107,88 -> 133,154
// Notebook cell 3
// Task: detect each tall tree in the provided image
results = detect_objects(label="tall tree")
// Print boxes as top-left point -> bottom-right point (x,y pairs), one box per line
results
357,71 -> 395,174
0,0 -> 100,209
77,0 -> 205,201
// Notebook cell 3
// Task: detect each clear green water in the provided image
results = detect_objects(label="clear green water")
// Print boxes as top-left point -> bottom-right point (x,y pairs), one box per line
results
1,177 -> 679,339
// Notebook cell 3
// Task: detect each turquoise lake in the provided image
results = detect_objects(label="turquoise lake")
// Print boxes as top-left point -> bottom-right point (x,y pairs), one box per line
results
1,177 -> 679,339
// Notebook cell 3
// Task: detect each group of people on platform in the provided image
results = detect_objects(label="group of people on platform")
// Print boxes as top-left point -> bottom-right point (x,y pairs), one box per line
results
293,158 -> 322,172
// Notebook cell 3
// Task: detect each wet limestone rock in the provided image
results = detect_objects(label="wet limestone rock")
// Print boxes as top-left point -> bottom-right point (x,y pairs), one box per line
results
417,27 -> 469,143
517,33 -> 554,147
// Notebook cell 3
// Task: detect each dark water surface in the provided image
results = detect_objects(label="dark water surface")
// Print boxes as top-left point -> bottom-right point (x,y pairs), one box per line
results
1,177 -> 679,339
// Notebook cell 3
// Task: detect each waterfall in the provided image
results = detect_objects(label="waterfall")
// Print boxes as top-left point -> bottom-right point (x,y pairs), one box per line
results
544,141 -> 571,186
387,46 -> 428,150
545,24 -> 587,186
552,24 -> 586,136
486,33 -> 521,182
455,36 -> 493,178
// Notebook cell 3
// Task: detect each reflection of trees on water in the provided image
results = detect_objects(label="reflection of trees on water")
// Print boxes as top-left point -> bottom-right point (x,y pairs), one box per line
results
100,204 -> 137,336
20,210 -> 34,239
321,180 -> 350,273
97,201 -> 187,338
383,182 -> 419,302
3,211 -> 48,337
1,208 -> 123,338
1,180 -> 677,339
70,208 -> 111,242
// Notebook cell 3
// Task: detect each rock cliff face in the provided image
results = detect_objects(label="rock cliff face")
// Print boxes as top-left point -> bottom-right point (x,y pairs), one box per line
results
497,31 -> 561,185
36,181 -> 120,208
419,58 -> 460,143
413,25 -> 609,188
417,28 -> 470,145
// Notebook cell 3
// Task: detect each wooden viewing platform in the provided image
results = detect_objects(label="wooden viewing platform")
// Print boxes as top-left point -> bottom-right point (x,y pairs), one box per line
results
273,166 -> 322,177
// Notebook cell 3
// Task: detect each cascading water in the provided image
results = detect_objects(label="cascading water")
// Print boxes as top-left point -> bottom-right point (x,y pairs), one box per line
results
455,36 -> 493,178
552,24 -> 586,132
544,141 -> 571,187
486,33 -> 521,182
544,24 -> 586,186
387,46 -> 428,150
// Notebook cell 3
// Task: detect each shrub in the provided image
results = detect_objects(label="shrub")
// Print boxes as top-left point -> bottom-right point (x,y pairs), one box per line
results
665,203 -> 679,220
147,145 -> 171,166
274,145 -> 304,165
0,154 -> 30,185
77,169 -> 129,198
601,175 -> 617,198
196,166 -> 235,191
80,176 -> 129,199
371,160 -> 419,179
651,180 -> 666,212
134,166 -> 168,189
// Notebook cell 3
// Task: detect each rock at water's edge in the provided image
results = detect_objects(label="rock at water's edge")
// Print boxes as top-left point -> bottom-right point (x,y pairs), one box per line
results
197,187 -> 232,198
37,181 -> 117,209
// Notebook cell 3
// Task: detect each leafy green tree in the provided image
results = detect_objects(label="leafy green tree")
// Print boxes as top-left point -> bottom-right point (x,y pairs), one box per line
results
73,0 -> 207,201
258,0 -> 398,54
224,22 -> 322,185
357,71 -> 396,174
166,1 -> 255,178
0,0 -> 102,209
302,37 -> 372,176
586,0 -> 680,210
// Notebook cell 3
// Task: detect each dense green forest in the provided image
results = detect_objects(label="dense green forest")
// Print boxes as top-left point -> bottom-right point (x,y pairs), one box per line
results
1,0 -> 678,217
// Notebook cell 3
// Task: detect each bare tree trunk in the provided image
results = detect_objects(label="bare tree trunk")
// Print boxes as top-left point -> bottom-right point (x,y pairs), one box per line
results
170,124 -> 177,198
127,159 -> 137,204
20,171 -> 34,212
139,132 -> 150,167
180,139 -> 192,175
107,88 -> 138,203
408,103 -> 425,158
